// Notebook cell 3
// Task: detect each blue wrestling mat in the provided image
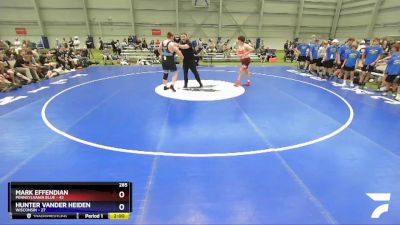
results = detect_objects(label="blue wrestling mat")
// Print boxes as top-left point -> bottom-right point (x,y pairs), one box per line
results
0,65 -> 399,224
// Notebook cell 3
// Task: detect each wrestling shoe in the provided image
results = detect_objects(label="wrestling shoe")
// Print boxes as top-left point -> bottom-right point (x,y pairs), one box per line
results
170,85 -> 176,92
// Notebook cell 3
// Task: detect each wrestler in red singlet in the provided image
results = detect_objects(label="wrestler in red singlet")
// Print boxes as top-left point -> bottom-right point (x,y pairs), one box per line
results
235,36 -> 255,87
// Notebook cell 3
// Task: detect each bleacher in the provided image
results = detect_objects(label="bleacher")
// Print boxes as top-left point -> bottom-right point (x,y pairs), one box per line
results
202,53 -> 260,63
118,47 -> 388,79
121,47 -> 154,63
120,47 -> 264,65
355,64 -> 386,79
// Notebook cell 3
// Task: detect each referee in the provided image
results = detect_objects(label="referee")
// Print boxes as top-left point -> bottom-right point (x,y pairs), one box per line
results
178,33 -> 203,88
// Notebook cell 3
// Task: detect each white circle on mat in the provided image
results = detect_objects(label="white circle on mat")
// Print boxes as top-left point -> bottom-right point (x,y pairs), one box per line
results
155,80 -> 245,101
41,70 -> 354,158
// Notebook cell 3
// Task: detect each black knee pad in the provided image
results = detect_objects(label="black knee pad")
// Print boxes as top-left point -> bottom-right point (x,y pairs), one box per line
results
163,73 -> 168,80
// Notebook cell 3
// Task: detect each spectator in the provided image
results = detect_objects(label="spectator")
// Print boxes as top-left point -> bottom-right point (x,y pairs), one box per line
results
62,37 -> 68,48
334,38 -> 355,82
136,38 -> 142,49
132,35 -> 138,45
73,36 -> 80,49
307,37 -> 320,75
1,36 -> 96,92
121,38 -> 128,50
13,51 -> 39,82
192,39 -> 198,50
284,45 -> 295,63
54,47 -> 67,69
32,51 -> 48,77
14,38 -> 22,48
359,38 -> 384,89
284,40 -> 289,51
382,38 -> 390,52
142,39 -> 148,50
0,52 -> 30,84
377,43 -> 400,98
0,70 -> 19,92
317,40 -> 328,77
153,48 -> 160,62
296,39 -> 309,70
358,40 -> 367,53
99,37 -> 104,50
46,61 -> 67,79
341,43 -> 361,87
68,37 -> 74,48
0,40 -> 10,51
207,39 -> 216,53
325,39 -> 340,79
85,37 -> 94,59
26,50 -> 44,78
198,38 -> 203,47
216,40 -> 223,53
259,45 -> 269,62
55,38 -> 61,49
101,46 -> 114,65
0,61 -> 18,86
223,42 -> 231,58
111,40 -> 117,54
149,40 -> 155,50
116,40 -> 121,55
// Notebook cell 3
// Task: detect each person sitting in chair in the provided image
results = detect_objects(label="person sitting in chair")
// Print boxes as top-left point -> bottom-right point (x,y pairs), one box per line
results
101,47 -> 114,65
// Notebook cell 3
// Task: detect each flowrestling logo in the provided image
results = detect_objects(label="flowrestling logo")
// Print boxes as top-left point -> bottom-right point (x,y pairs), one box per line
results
155,80 -> 245,101
367,193 -> 391,219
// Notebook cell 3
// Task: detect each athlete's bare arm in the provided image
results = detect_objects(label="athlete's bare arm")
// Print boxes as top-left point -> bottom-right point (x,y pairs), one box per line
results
244,43 -> 255,53
171,44 -> 184,59
336,52 -> 341,64
240,43 -> 254,58
378,55 -> 391,63
342,59 -> 347,68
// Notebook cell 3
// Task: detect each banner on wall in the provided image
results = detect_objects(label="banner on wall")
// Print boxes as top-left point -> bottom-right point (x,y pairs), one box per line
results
15,28 -> 27,35
152,29 -> 161,36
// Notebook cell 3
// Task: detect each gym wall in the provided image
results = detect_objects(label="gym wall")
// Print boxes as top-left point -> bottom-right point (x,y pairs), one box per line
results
0,0 -> 399,49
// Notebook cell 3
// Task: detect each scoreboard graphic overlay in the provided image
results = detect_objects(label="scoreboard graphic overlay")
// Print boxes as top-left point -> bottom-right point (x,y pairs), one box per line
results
8,182 -> 132,220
